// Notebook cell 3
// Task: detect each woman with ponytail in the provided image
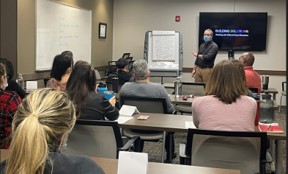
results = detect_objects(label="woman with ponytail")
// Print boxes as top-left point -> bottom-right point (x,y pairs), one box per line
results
66,61 -> 119,120
0,88 -> 104,174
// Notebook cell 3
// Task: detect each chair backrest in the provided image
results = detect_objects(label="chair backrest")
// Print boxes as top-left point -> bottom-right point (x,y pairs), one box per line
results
105,74 -> 118,91
127,59 -> 135,72
65,119 -> 123,159
185,129 -> 267,174
106,61 -> 118,76
122,53 -> 131,59
120,96 -> 168,114
126,56 -> 133,62
179,82 -> 206,96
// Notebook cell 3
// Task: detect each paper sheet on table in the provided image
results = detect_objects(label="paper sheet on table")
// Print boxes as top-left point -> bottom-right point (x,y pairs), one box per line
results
26,81 -> 38,90
119,105 -> 140,116
117,151 -> 148,174
117,116 -> 133,124
185,121 -> 196,129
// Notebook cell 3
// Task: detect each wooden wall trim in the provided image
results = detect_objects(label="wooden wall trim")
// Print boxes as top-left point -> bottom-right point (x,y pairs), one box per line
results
255,70 -> 286,76
94,65 -> 108,71
183,67 -> 286,76
21,66 -> 286,81
22,66 -> 108,81
22,71 -> 50,81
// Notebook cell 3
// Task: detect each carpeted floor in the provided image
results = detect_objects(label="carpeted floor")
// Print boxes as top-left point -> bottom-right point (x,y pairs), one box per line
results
142,108 -> 286,173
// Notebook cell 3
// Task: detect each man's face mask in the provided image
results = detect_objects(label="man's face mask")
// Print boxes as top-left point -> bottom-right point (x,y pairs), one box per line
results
203,35 -> 212,42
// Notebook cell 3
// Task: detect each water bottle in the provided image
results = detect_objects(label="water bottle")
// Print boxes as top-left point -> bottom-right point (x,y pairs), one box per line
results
97,82 -> 108,95
111,77 -> 119,93
259,93 -> 274,123
16,73 -> 25,89
174,76 -> 182,97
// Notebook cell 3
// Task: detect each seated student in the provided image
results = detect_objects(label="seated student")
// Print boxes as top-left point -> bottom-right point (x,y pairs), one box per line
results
0,63 -> 22,148
46,51 -> 74,91
192,60 -> 257,131
0,89 -> 104,174
119,59 -> 176,162
119,59 -> 175,113
0,58 -> 26,98
239,52 -> 261,93
66,61 -> 119,120
116,58 -> 133,85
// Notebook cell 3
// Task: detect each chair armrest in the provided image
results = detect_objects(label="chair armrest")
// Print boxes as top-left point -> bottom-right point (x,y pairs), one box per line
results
179,142 -> 191,165
118,136 -> 140,151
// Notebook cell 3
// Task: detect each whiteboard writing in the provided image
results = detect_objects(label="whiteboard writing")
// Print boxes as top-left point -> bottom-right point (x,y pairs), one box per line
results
152,35 -> 176,62
36,0 -> 92,70
146,31 -> 180,70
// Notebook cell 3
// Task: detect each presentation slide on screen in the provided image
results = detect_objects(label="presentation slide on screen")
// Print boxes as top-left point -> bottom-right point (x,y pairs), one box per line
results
214,29 -> 249,37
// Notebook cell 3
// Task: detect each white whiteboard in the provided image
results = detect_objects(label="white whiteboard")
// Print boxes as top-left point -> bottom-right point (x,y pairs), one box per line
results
36,0 -> 92,70
148,31 -> 179,70
144,30 -> 183,77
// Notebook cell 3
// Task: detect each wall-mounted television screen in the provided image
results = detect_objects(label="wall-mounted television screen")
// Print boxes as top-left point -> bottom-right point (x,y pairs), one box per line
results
199,12 -> 268,51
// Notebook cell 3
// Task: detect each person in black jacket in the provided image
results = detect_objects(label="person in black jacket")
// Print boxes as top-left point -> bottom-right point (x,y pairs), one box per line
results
192,29 -> 219,83
116,58 -> 133,85
67,61 -> 119,120
0,58 -> 26,98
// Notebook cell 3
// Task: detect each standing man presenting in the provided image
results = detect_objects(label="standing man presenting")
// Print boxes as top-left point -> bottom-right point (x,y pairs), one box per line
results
192,29 -> 218,82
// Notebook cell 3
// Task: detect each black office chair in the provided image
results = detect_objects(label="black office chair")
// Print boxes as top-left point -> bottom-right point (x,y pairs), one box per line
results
106,61 -> 118,76
125,56 -> 133,62
65,119 -> 140,159
175,82 -> 206,114
120,96 -> 168,114
127,59 -> 134,72
179,129 -> 270,174
122,53 -> 131,59
119,96 -> 175,162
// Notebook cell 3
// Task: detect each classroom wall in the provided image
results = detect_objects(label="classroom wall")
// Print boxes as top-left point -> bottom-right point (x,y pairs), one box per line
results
17,0 -> 114,74
0,0 -> 17,79
113,0 -> 286,105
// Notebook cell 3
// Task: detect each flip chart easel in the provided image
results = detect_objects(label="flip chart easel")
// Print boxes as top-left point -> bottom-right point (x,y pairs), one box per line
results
144,31 -> 183,83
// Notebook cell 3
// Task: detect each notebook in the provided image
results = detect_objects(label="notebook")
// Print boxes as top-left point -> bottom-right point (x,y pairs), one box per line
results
119,105 -> 140,117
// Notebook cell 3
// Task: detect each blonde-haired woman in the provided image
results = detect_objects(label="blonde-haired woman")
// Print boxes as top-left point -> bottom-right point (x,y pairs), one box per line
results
192,60 -> 257,131
0,89 -> 104,174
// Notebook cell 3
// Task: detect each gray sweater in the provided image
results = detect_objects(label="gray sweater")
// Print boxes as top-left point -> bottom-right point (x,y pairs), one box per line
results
119,82 -> 175,114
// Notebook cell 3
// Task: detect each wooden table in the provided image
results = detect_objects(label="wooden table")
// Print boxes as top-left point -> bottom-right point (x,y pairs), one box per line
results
93,156 -> 240,174
119,113 -> 286,173
169,94 -> 193,105
0,149 -> 240,174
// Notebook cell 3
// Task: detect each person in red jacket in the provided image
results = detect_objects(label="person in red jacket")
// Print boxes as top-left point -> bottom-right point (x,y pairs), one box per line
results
239,52 -> 261,93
